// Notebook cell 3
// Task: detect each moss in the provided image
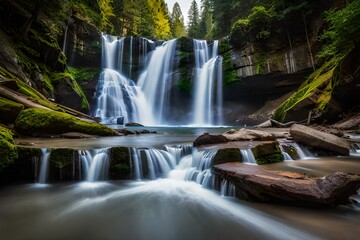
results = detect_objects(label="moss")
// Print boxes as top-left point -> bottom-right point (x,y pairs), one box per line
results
251,142 -> 284,165
220,39 -> 238,84
255,52 -> 266,74
0,126 -> 17,171
17,147 -> 42,159
68,67 -> 100,83
213,148 -> 242,165
0,97 -> 24,123
14,108 -> 117,136
51,70 -> 90,110
110,147 -> 130,178
50,149 -> 74,168
273,55 -> 345,122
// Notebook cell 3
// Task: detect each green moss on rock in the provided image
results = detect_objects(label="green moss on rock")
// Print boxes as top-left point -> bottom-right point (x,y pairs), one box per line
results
0,126 -> 17,171
14,108 -> 117,136
213,148 -> 242,165
0,97 -> 24,123
251,142 -> 284,165
110,147 -> 130,179
50,149 -> 74,168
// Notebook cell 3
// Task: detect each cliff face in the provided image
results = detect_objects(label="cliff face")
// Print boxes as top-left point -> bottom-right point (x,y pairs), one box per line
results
225,0 -> 360,125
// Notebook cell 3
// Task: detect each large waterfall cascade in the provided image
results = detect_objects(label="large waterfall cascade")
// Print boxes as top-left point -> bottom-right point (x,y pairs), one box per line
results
94,35 -> 224,126
192,39 -> 223,126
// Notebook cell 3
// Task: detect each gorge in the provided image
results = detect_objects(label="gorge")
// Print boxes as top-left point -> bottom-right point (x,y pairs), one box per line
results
0,0 -> 360,240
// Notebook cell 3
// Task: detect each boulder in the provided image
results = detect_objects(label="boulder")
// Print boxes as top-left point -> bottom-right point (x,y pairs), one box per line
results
125,122 -> 144,127
213,163 -> 360,208
222,129 -> 275,141
290,124 -> 350,155
193,133 -> 228,147
60,132 -> 98,139
251,142 -> 284,164
213,148 -> 242,165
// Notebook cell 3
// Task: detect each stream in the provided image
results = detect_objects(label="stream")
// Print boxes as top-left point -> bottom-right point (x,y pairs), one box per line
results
1,127 -> 360,240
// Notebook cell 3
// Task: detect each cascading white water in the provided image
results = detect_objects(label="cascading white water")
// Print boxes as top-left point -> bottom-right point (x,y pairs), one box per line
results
192,40 -> 223,125
220,179 -> 236,197
240,149 -> 257,164
94,35 -> 154,124
38,148 -> 51,184
78,148 -> 110,182
137,39 -> 178,125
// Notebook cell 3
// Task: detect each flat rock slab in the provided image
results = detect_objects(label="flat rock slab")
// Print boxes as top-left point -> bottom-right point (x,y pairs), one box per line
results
290,124 -> 350,155
223,129 -> 276,141
213,163 -> 360,208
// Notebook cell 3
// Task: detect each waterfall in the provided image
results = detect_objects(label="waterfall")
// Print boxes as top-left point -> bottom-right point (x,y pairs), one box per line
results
79,148 -> 110,182
38,148 -> 51,184
192,40 -> 223,125
240,149 -> 257,164
220,179 -> 236,197
94,35 -> 225,126
94,35 -> 154,124
137,39 -> 178,125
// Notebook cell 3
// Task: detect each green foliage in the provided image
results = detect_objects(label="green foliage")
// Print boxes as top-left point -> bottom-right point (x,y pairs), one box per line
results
220,40 -> 238,84
51,69 -> 90,110
198,0 -> 214,39
97,0 -> 115,33
147,0 -> 172,39
318,0 -> 360,59
170,2 -> 187,38
187,0 -> 201,38
0,126 -> 17,171
68,67 -> 100,83
14,108 -> 117,136
177,77 -> 192,91
0,97 -> 24,124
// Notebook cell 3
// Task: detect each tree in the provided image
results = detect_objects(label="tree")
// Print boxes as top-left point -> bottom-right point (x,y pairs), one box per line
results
199,0 -> 213,39
97,0 -> 115,33
170,2 -> 187,38
187,0 -> 200,38
147,0 -> 171,39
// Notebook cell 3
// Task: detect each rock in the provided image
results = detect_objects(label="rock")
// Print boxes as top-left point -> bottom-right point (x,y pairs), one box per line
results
290,124 -> 350,155
213,148 -> 242,165
125,122 -> 144,127
193,133 -> 228,147
331,112 -> 360,130
60,132 -> 96,139
251,142 -> 284,164
116,117 -> 124,125
116,129 -> 135,135
213,163 -> 360,208
222,129 -> 275,141
254,120 -> 272,128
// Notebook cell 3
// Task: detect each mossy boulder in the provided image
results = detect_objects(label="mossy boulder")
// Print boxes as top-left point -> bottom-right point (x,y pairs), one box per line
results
0,126 -> 17,171
213,148 -> 242,165
14,108 -> 117,137
251,142 -> 284,165
0,97 -> 24,123
110,147 -> 131,179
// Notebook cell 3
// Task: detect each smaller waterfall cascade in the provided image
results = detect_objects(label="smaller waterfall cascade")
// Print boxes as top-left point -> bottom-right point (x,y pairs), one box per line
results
192,40 -> 223,125
94,35 -> 153,124
137,39 -> 178,125
79,148 -> 110,181
240,149 -> 257,164
38,148 -> 51,184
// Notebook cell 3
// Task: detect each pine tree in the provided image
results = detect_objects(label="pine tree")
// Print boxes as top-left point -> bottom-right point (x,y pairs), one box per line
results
187,0 -> 200,38
199,0 -> 213,39
97,0 -> 115,33
147,0 -> 171,39
170,2 -> 187,38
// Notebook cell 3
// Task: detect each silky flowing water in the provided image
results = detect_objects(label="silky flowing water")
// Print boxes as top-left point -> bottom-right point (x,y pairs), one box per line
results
4,127 -> 360,240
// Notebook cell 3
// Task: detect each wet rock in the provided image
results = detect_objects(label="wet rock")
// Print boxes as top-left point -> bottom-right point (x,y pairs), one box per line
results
213,148 -> 242,165
116,117 -> 124,125
290,124 -> 350,155
331,112 -> 360,130
60,132 -> 96,139
213,163 -> 360,208
125,122 -> 144,127
222,129 -> 275,141
251,142 -> 284,165
193,133 -> 228,147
